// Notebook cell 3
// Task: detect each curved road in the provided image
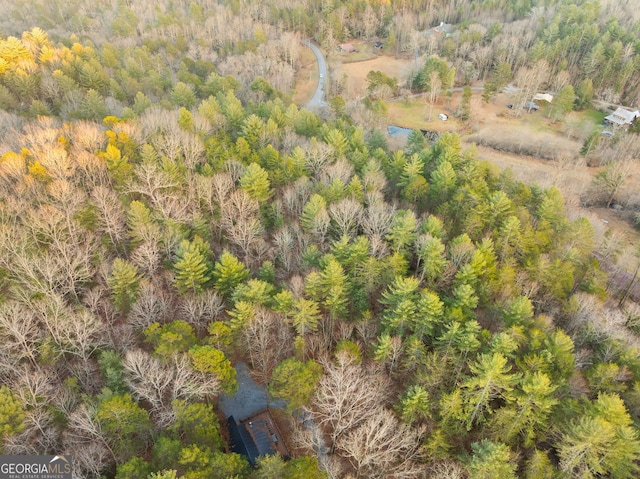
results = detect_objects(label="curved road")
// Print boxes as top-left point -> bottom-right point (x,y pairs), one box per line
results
305,40 -> 328,109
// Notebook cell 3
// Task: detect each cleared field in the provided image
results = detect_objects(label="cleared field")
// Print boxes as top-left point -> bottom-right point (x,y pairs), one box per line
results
467,124 -> 582,162
324,46 -> 640,249
292,46 -> 319,106
338,54 -> 415,100
385,97 -> 459,131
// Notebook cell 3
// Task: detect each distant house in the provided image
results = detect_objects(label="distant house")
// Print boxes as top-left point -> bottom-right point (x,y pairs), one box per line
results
433,22 -> 453,35
533,93 -> 554,103
227,410 -> 289,466
604,107 -> 640,128
339,43 -> 358,54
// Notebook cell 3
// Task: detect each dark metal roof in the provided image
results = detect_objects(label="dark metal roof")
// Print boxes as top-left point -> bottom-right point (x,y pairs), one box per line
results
249,418 -> 278,459
228,416 -> 260,465
227,411 -> 288,466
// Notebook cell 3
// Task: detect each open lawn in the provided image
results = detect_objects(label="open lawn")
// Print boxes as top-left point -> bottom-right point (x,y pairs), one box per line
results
332,39 -> 380,63
336,54 -> 415,101
385,97 -> 459,131
582,108 -> 607,124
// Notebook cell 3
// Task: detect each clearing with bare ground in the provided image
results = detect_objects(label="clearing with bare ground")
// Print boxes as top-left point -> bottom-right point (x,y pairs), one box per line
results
338,55 -> 416,100
295,48 -> 640,248
292,46 -> 320,106
329,53 -> 640,245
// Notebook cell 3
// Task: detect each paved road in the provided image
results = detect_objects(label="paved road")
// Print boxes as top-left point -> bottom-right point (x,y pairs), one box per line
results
305,41 -> 328,109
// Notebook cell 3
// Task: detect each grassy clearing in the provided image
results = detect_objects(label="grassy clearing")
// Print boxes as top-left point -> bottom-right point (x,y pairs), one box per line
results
385,98 -> 459,131
332,39 -> 379,63
335,50 -> 378,63
522,109 -> 557,133
581,108 -> 606,124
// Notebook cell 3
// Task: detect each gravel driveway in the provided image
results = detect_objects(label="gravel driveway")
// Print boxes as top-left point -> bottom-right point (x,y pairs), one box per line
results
218,362 -> 286,420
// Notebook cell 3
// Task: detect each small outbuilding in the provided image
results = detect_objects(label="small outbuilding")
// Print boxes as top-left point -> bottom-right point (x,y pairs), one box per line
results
339,43 -> 358,54
533,93 -> 554,103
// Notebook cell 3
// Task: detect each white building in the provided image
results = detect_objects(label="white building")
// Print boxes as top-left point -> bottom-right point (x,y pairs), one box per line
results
533,93 -> 554,103
604,107 -> 640,128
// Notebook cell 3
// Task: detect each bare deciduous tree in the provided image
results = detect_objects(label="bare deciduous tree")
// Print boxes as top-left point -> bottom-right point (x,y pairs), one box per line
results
130,240 -> 162,276
177,290 -> 224,333
362,202 -> 395,239
13,366 -> 56,409
220,189 -> 265,261
128,281 -> 173,330
586,160 -> 632,208
304,141 -> 332,179
425,460 -> 469,479
62,403 -> 115,476
241,308 -> 292,384
178,131 -> 205,169
311,352 -> 390,451
126,161 -> 180,207
209,172 -> 235,216
329,198 -> 363,238
123,350 -> 221,427
513,60 -> 549,117
320,159 -> 354,188
71,120 -> 105,152
282,177 -> 312,220
337,407 -> 424,479
92,185 -> 126,248
0,301 -> 40,369
426,72 -> 442,122
5,408 -> 59,456
273,224 -> 304,275
32,294 -> 103,362
74,150 -> 110,188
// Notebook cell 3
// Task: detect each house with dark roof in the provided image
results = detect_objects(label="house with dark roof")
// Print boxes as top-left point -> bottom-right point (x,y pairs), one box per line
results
227,410 -> 289,466
604,107 -> 640,128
